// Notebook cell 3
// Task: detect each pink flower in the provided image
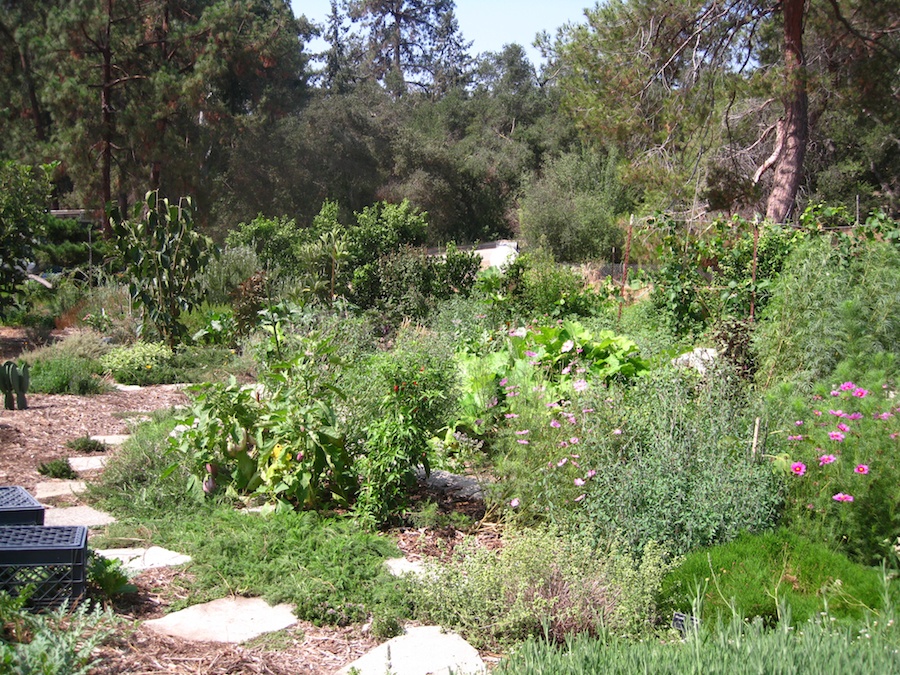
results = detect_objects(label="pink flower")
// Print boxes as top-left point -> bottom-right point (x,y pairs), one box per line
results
840,381 -> 856,391
558,441 -> 569,448
853,388 -> 869,398
795,420 -> 804,426
569,437 -> 580,444
525,350 -> 538,358
612,429 -> 622,435
582,408 -> 594,414
788,435 -> 803,441
573,380 -> 588,393
509,498 -> 520,508
814,410 -> 822,416
829,410 -> 844,417
790,462 -> 807,476
818,454 -> 836,466
561,340 -> 574,353
833,493 -> 855,502
517,439 -> 529,444
879,412 -> 894,420
830,390 -> 841,397
574,493 -> 586,502
557,457 -> 568,466
829,431 -> 845,442
574,478 -> 585,487
586,469 -> 597,478
847,412 -> 863,420
499,377 -> 508,386
561,366 -> 571,375
550,419 -> 561,428
837,423 -> 849,432
515,429 -> 530,435
855,464 -> 869,474
504,413 -> 519,419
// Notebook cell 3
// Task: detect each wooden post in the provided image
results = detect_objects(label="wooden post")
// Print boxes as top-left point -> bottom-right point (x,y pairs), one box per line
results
617,217 -> 633,324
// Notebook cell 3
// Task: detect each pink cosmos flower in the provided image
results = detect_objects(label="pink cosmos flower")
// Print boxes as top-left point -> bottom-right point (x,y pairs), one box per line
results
574,493 -> 586,502
814,410 -> 822,416
840,381 -> 856,391
829,431 -> 845,442
788,435 -> 803,441
582,408 -> 595,414
517,440 -> 529,445
795,420 -> 804,426
847,412 -> 863,420
569,437 -> 580,444
504,413 -> 519,419
791,462 -> 806,476
837,423 -> 850,432
573,380 -> 588,393
557,457 -> 568,466
855,464 -> 869,474
550,419 -> 561,428
829,410 -> 844,417
515,429 -> 530,435
853,388 -> 869,398
499,377 -> 509,387
574,478 -> 585,487
509,498 -> 520,508
830,390 -> 841,397
612,429 -> 623,435
561,366 -> 571,375
558,441 -> 569,448
525,350 -> 538,358
818,454 -> 837,466
833,493 -> 854,502
586,470 -> 597,478
879,412 -> 894,420
561,340 -> 574,353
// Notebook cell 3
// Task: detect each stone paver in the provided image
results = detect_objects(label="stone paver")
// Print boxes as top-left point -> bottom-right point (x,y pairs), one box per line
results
384,557 -> 428,579
33,479 -> 86,499
337,625 -> 485,675
113,383 -> 143,392
43,504 -> 116,527
143,597 -> 296,643
95,546 -> 191,572
90,434 -> 130,446
68,455 -> 109,472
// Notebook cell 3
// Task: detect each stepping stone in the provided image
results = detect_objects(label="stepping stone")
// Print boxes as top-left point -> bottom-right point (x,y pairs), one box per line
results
113,383 -> 143,392
143,597 -> 296,643
337,625 -> 485,675
43,504 -> 116,527
384,557 -> 428,579
95,546 -> 191,572
68,455 -> 109,472
90,434 -> 130,446
33,479 -> 86,500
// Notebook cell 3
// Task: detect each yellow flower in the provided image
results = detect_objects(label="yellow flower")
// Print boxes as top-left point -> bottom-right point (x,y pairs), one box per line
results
145,364 -> 152,369
272,444 -> 284,460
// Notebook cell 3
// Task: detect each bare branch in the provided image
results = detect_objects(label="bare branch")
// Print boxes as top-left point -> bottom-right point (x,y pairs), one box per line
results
753,119 -> 784,184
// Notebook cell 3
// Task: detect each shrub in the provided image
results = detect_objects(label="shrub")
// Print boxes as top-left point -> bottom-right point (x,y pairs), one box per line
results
754,236 -> 900,389
573,366 -> 782,555
28,356 -> 106,395
38,458 -> 77,479
773,380 -> 900,566
99,341 -> 174,385
66,436 -> 107,453
413,529 -> 676,649
660,529 -> 886,626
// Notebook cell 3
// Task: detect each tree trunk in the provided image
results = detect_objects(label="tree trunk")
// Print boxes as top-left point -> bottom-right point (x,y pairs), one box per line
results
100,0 -> 114,234
765,0 -> 808,223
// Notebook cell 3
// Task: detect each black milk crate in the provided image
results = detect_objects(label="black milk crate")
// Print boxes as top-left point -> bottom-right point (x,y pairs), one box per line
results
0,526 -> 87,609
0,486 -> 45,525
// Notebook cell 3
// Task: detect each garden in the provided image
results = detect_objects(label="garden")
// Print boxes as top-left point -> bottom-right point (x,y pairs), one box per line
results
2,188 -> 900,673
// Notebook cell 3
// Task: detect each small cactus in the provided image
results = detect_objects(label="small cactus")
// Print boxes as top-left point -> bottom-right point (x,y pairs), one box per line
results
1,361 -> 29,410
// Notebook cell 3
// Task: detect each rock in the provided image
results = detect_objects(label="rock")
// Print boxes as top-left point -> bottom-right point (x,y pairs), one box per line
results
68,455 -> 108,472
95,546 -> 191,572
33,479 -> 86,500
672,347 -> 718,374
414,469 -> 484,502
384,557 -> 428,579
143,597 -> 296,643
336,625 -> 485,675
43,504 -> 116,527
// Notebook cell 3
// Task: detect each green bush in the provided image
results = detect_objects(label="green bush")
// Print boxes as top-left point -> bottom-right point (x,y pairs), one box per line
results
754,236 -> 900,389
573,366 -> 782,555
99,341 -> 174,385
519,148 -> 629,263
28,356 -> 106,395
38,458 -> 77,479
414,529 -> 675,649
493,600 -> 900,675
660,529 -> 886,626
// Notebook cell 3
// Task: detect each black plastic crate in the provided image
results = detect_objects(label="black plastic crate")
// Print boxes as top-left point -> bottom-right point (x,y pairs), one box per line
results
0,526 -> 87,609
0,486 -> 44,525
